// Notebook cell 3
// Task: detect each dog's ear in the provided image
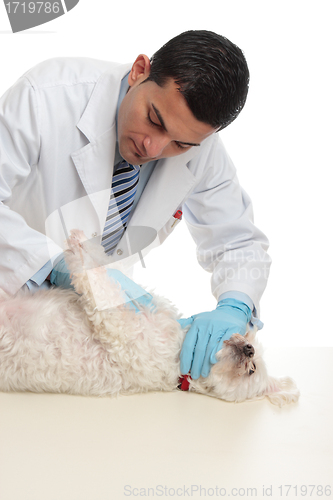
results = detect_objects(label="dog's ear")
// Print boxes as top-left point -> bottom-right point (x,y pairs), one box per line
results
265,377 -> 300,407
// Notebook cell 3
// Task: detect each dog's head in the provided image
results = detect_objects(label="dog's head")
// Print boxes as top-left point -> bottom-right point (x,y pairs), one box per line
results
190,332 -> 299,406
217,332 -> 258,378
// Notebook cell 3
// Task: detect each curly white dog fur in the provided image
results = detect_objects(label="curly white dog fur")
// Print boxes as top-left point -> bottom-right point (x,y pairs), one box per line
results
0,230 -> 299,406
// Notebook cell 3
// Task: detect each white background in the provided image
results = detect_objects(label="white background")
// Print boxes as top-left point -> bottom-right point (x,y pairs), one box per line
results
0,1 -> 332,347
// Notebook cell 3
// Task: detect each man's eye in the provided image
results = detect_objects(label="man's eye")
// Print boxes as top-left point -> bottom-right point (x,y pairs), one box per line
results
147,114 -> 159,127
175,142 -> 189,150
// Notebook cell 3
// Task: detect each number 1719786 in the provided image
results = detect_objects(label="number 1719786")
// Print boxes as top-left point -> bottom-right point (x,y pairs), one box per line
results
5,2 -> 60,14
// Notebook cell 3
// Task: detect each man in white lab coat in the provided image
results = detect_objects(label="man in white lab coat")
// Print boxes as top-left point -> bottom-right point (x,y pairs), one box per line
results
0,30 -> 271,380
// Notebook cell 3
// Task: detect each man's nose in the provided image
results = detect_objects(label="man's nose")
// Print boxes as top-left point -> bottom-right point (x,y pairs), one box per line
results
143,134 -> 169,159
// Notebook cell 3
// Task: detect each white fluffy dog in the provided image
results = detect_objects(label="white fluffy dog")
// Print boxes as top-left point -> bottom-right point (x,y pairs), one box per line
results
0,230 -> 299,406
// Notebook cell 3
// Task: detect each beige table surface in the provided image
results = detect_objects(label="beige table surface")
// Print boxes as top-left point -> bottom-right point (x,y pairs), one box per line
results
0,347 -> 331,500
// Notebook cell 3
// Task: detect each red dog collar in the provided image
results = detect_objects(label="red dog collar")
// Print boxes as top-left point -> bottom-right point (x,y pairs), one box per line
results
178,374 -> 191,391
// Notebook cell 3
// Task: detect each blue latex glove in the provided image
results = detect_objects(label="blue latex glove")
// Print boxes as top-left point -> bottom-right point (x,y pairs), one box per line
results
178,298 -> 252,379
50,257 -> 73,289
106,269 -> 154,311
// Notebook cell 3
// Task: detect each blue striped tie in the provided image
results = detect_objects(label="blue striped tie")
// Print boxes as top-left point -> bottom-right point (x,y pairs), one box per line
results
101,160 -> 140,255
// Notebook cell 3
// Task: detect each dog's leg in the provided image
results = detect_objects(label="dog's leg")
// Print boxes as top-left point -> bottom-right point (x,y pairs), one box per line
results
64,230 -> 136,344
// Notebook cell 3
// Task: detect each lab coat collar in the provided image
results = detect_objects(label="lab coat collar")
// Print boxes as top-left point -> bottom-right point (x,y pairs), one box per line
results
76,62 -> 132,143
71,63 -> 131,215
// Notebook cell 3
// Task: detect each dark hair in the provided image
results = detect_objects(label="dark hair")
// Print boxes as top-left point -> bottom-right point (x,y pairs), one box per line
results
146,30 -> 250,131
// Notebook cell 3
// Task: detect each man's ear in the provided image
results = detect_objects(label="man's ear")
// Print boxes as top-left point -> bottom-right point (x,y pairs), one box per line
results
128,54 -> 151,87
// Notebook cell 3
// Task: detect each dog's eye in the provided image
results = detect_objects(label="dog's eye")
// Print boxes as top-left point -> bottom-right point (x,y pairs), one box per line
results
249,362 -> 256,376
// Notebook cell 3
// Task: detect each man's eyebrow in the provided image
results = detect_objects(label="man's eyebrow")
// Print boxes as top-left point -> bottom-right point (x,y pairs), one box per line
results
152,104 -> 168,132
151,103 -> 200,147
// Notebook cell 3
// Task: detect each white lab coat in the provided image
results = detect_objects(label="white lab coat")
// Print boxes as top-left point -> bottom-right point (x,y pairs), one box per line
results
0,57 -> 271,309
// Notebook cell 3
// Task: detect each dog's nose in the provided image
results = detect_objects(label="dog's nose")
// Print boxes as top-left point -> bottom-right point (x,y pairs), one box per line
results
243,344 -> 254,358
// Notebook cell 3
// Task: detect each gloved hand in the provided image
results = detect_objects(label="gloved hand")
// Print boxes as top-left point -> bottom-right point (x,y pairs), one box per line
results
178,298 -> 252,379
50,256 -> 73,289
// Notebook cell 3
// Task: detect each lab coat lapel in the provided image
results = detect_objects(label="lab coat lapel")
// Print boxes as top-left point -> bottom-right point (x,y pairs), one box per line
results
70,127 -> 116,231
70,63 -> 131,221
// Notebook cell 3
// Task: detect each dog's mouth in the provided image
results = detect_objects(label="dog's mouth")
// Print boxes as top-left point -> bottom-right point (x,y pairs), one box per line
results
248,361 -> 256,376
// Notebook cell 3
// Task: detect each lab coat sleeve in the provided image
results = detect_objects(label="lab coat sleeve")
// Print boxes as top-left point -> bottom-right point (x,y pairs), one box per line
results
0,76 -> 61,294
183,135 -> 271,312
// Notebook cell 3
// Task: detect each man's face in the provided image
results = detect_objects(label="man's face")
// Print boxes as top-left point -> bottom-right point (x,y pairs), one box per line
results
117,55 -> 216,165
